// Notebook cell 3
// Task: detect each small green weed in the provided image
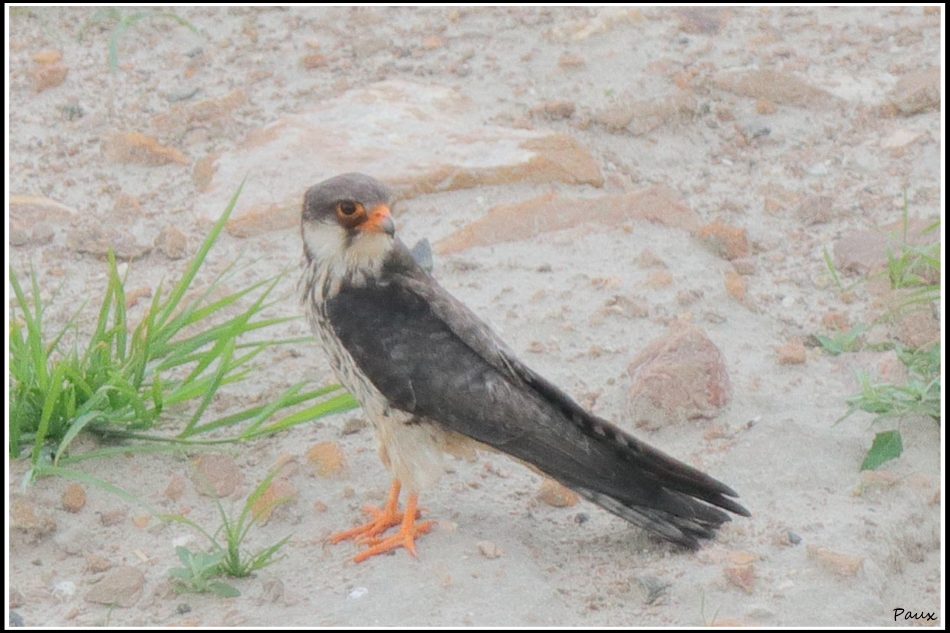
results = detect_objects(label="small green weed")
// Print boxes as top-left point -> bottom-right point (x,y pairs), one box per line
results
169,547 -> 240,598
163,467 -> 292,587
815,324 -> 867,355
78,7 -> 200,72
820,194 -> 941,470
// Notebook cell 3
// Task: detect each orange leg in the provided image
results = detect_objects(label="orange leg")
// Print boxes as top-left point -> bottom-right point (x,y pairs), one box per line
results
329,480 -> 434,562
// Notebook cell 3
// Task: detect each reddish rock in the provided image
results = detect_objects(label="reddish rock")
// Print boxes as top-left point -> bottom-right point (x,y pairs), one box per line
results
530,100 -> 576,119
711,69 -> 839,109
301,53 -> 328,69
797,195 -> 834,226
821,310 -> 850,331
153,90 -> 246,137
66,226 -> 152,261
436,186 -> 698,254
164,475 -> 186,501
193,81 -> 602,233
85,554 -> 112,573
647,270 -> 673,289
833,230 -> 888,275
421,35 -> 443,50
307,441 -> 347,478
125,285 -> 152,309
776,338 -> 806,365
625,320 -> 731,431
557,54 -> 585,68
731,257 -> 757,275
33,49 -> 62,64
724,270 -> 746,300
889,67 -> 940,115
99,508 -> 126,527
132,514 -> 150,529
102,132 -> 188,167
83,566 -> 145,607
890,310 -> 940,350
724,564 -> 756,594
30,64 -> 67,92
11,498 -> 56,543
695,219 -> 750,260
154,226 -> 188,260
675,7 -> 729,34
755,98 -> 777,114
806,545 -> 864,577
61,483 -> 86,513
592,91 -> 699,135
536,478 -> 579,508
192,453 -> 244,498
476,540 -> 503,559
251,477 -> 299,522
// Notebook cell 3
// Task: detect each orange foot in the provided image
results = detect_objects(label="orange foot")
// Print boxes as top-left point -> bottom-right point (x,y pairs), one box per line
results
329,480 -> 434,563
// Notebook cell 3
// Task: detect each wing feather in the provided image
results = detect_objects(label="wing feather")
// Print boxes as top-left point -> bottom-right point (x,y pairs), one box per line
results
325,242 -> 749,548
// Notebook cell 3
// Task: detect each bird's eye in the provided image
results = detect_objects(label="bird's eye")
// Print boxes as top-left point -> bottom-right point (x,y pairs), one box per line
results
338,201 -> 360,216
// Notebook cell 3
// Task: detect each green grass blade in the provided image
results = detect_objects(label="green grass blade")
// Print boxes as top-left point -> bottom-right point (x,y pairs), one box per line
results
156,179 -> 245,329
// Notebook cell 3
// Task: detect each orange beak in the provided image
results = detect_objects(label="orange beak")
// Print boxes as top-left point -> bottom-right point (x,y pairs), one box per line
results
359,203 -> 395,236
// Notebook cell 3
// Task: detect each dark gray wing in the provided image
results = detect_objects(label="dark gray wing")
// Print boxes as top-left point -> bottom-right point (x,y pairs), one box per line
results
326,242 -> 749,548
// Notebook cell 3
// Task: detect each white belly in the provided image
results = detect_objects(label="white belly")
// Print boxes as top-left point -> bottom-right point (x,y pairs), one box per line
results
302,278 -> 455,492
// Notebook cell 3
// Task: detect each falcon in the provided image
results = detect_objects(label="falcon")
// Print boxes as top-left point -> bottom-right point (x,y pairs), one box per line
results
299,173 -> 749,562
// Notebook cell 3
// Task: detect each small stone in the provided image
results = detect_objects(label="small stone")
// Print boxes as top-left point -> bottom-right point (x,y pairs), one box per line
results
724,564 -> 756,593
83,566 -> 145,608
307,441 -> 347,478
99,509 -> 126,527
30,64 -> 67,92
102,132 -> 188,167
647,270 -> 673,289
638,249 -> 666,269
250,477 -> 298,522
755,99 -> 777,114
301,53 -> 328,69
806,545 -> 863,577
820,310 -> 850,331
889,67 -> 940,115
85,554 -> 112,573
558,54 -> 585,68
192,453 -> 243,498
530,100 -> 576,119
61,483 -> 85,513
421,35 -> 442,50
33,49 -> 62,64
164,474 -> 186,501
695,219 -> 750,260
476,540 -> 503,559
536,478 -> 579,508
154,226 -> 188,260
11,498 -> 56,542
776,338 -> 806,365
724,270 -> 746,300
340,417 -> 369,435
797,195 -> 834,225
132,514 -> 150,529
731,257 -> 756,275
125,286 -> 153,309
626,319 -> 731,430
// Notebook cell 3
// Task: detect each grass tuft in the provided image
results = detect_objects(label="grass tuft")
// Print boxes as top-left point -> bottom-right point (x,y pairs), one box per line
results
163,467 -> 294,595
9,182 -> 356,483
820,193 -> 941,470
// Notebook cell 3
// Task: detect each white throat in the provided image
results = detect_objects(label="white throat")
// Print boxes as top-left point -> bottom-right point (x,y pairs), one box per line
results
300,221 -> 393,302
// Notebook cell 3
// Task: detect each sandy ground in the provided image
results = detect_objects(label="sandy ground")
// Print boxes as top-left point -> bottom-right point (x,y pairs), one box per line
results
6,6 -> 944,627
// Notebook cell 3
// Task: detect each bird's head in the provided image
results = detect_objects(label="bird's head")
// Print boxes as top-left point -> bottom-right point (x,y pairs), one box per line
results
301,173 -> 396,273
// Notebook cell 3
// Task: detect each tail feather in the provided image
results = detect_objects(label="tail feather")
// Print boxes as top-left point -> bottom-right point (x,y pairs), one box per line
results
572,486 -> 730,551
